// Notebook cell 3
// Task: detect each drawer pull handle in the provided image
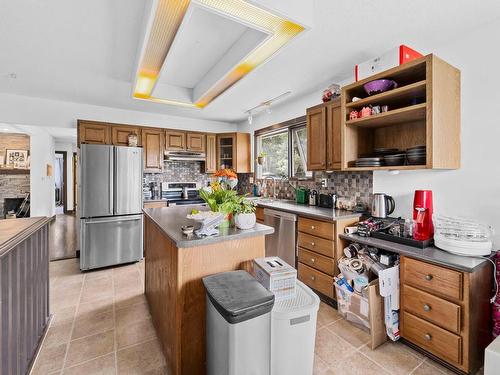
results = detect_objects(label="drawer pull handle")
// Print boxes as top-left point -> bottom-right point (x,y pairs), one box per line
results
424,333 -> 432,341
311,225 -> 316,230
311,276 -> 316,281
425,274 -> 433,281
423,304 -> 431,312
311,258 -> 315,263
311,242 -> 315,246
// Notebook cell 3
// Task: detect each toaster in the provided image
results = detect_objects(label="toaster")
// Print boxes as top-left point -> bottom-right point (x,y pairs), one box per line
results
319,193 -> 337,208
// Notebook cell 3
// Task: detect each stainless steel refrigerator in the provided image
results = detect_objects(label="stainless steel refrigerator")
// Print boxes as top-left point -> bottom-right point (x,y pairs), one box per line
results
79,144 -> 143,270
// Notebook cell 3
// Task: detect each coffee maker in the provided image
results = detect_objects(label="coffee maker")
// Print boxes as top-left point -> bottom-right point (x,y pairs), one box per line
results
413,190 -> 433,240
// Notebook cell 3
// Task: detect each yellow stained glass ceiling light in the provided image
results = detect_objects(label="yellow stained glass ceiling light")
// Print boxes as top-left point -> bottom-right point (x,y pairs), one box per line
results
134,0 -> 305,108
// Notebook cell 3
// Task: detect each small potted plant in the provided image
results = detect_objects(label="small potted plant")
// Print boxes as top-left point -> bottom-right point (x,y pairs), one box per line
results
233,197 -> 257,230
256,152 -> 267,166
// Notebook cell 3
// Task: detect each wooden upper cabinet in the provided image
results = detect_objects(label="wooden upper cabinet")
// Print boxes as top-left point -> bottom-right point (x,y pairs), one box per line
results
326,99 -> 342,170
186,132 -> 206,152
78,120 -> 111,145
111,125 -> 141,147
307,106 -> 327,170
205,134 -> 217,173
142,128 -> 164,172
217,133 -> 251,173
165,130 -> 186,151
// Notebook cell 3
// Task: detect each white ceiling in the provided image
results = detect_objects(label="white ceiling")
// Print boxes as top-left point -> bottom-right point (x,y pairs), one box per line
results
1,0 -> 500,123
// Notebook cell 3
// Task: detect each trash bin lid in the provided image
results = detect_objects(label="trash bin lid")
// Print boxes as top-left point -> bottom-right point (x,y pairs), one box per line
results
202,270 -> 275,324
272,280 -> 320,319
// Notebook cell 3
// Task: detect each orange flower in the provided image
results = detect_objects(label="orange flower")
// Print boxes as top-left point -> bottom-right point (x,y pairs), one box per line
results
213,169 -> 237,179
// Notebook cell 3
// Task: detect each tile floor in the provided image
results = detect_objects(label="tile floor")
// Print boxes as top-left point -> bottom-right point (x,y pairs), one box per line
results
33,258 -> 482,375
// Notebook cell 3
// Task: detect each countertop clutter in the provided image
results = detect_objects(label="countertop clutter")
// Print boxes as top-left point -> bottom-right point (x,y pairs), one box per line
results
143,205 -> 274,248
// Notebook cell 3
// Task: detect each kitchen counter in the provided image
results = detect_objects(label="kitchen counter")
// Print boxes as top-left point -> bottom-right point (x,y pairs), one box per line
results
0,216 -> 51,256
254,199 -> 362,221
143,205 -> 272,375
340,233 -> 493,272
143,205 -> 274,248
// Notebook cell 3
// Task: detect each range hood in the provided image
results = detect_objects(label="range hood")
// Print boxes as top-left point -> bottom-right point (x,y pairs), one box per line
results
164,150 -> 206,162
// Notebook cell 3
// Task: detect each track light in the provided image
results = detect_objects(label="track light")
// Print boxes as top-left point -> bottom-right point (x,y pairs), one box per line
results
266,104 -> 272,114
248,113 -> 253,125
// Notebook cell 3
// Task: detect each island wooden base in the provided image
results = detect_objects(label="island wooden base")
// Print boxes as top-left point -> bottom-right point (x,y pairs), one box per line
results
144,216 -> 266,375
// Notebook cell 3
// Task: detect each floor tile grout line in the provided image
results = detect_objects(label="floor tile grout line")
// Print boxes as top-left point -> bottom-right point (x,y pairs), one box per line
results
60,271 -> 86,373
61,351 -> 115,372
112,267 -> 119,375
408,360 -> 425,375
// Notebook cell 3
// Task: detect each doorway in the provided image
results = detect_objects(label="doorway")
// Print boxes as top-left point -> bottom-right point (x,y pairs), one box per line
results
55,151 -> 67,214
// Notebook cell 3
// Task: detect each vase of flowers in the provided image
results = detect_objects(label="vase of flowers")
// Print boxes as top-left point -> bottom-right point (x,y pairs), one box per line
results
234,197 -> 257,230
199,169 -> 240,228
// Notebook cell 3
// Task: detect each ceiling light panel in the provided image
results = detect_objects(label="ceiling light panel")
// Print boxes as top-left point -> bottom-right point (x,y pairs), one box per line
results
133,0 -> 305,108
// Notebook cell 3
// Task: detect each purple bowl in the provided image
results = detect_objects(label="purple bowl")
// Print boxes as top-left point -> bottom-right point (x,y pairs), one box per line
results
363,79 -> 398,96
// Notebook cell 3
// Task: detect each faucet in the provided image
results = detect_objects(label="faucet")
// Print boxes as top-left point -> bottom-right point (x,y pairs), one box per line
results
264,176 -> 278,200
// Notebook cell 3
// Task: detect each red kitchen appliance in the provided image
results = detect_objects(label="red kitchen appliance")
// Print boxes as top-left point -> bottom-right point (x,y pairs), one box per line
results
413,190 -> 434,241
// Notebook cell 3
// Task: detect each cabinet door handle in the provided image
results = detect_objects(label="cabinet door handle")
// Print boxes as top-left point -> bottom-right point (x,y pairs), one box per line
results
423,304 -> 431,312
310,276 -> 316,281
311,258 -> 315,263
425,274 -> 433,281
311,242 -> 315,246
311,225 -> 316,230
424,333 -> 432,341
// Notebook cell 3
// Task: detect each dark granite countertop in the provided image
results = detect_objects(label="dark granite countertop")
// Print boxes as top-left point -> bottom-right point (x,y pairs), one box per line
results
254,199 -> 362,222
143,205 -> 274,248
339,233 -> 493,272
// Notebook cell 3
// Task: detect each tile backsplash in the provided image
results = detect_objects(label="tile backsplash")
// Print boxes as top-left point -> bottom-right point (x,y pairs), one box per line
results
251,171 -> 373,210
144,161 -> 211,187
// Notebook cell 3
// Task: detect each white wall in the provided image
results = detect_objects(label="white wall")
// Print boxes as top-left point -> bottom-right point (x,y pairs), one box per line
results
238,19 -> 500,245
28,128 -> 55,217
54,141 -> 75,211
0,92 -> 236,132
373,19 -> 500,244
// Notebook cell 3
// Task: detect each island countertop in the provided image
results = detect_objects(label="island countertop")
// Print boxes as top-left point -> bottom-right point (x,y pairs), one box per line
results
0,216 -> 51,256
143,205 -> 274,248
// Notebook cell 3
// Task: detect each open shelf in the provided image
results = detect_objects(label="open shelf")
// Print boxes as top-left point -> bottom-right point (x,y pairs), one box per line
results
345,80 -> 426,109
0,168 -> 30,175
346,103 -> 426,128
344,164 -> 427,172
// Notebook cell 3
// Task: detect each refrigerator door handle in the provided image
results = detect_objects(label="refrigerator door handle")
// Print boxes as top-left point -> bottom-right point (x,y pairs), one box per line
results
86,216 -> 142,224
109,146 -> 114,215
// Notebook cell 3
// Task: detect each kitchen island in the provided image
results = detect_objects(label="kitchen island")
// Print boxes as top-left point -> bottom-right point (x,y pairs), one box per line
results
143,206 -> 274,375
0,217 -> 51,375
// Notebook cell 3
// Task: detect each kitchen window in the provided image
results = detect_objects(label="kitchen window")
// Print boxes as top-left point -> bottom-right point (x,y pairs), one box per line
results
255,118 -> 312,179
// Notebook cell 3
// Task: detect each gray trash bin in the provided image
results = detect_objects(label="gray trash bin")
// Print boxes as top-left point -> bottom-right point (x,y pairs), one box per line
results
203,270 -> 275,375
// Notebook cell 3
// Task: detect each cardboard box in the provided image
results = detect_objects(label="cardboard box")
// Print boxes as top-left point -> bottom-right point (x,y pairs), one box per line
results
355,45 -> 422,81
253,257 -> 297,300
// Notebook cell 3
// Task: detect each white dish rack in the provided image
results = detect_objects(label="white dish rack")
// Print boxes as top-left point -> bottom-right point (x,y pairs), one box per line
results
433,214 -> 493,256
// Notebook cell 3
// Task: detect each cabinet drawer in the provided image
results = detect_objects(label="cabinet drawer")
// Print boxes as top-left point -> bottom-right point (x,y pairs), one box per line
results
402,257 -> 463,300
402,285 -> 461,334
297,232 -> 334,258
298,263 -> 334,299
402,311 -> 462,365
298,248 -> 335,276
298,217 -> 334,240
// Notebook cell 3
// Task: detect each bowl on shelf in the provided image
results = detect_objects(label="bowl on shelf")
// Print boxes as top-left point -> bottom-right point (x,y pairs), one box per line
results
363,79 -> 398,96
383,153 -> 406,166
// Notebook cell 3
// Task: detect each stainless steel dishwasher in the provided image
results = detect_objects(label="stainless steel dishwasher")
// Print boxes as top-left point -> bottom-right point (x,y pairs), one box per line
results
263,208 -> 297,268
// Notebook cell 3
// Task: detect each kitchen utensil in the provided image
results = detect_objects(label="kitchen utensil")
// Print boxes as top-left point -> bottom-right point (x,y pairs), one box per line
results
308,190 -> 318,206
372,193 -> 395,218
363,79 -> 398,96
413,190 -> 433,241
373,148 -> 399,155
383,153 -> 406,166
181,225 -> 194,235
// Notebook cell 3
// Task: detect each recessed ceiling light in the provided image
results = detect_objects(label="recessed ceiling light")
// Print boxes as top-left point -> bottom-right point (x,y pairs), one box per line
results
133,0 -> 305,109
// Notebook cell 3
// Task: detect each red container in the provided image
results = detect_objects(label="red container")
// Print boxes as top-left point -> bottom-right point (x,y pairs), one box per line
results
413,190 -> 434,241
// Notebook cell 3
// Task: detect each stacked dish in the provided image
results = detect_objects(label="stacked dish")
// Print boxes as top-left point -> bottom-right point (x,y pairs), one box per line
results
354,157 -> 383,167
406,145 -> 426,165
383,153 -> 406,166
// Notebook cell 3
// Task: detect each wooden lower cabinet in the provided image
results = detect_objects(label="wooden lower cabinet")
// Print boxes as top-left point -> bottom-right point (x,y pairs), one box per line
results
298,248 -> 335,276
400,256 -> 493,374
256,207 -> 265,224
144,201 -> 167,209
298,263 -> 334,299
